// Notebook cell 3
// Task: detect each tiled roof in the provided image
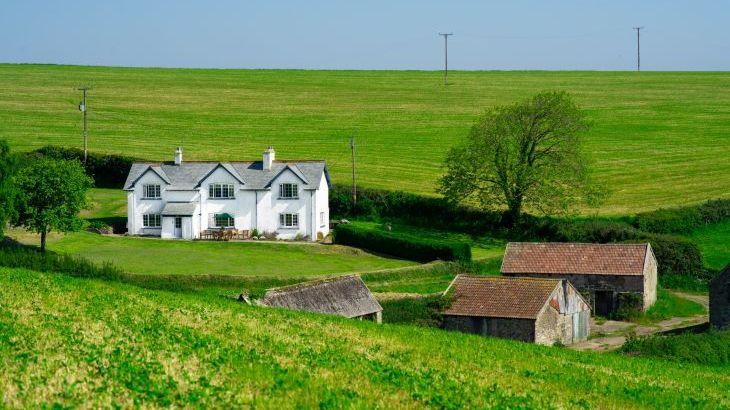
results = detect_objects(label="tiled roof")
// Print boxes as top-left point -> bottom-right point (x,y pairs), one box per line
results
501,242 -> 649,276
258,275 -> 382,318
443,275 -> 560,319
123,160 -> 328,191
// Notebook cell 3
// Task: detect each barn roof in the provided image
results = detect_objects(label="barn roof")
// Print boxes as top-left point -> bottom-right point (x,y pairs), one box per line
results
443,275 -> 560,319
123,160 -> 328,191
501,242 -> 651,276
258,275 -> 382,318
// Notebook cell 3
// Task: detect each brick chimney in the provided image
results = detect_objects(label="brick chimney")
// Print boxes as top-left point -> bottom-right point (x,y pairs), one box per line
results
263,146 -> 275,170
174,146 -> 183,165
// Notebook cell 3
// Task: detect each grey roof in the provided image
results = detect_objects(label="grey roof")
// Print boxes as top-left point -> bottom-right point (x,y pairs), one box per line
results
258,275 -> 382,318
124,160 -> 328,191
161,202 -> 197,216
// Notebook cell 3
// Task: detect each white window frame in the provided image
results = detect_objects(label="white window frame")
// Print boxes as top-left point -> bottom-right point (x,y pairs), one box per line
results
211,213 -> 235,228
209,183 -> 235,199
320,212 -> 325,227
142,214 -> 161,228
279,213 -> 299,228
143,184 -> 161,199
278,183 -> 298,199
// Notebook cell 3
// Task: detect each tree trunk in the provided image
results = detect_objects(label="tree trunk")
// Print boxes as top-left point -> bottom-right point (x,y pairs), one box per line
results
40,228 -> 47,252
503,196 -> 523,227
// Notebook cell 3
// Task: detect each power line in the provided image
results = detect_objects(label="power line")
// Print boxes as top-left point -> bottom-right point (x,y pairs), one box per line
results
438,32 -> 453,85
633,26 -> 644,72
77,85 -> 92,163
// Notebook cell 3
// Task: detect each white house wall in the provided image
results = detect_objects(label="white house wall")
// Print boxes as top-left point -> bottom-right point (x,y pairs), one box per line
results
256,169 -> 309,239
199,167 -> 253,233
127,170 -> 166,236
314,173 -> 330,240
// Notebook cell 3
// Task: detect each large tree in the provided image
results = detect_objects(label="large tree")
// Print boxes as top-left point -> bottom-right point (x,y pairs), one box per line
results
440,91 -> 604,225
12,158 -> 92,251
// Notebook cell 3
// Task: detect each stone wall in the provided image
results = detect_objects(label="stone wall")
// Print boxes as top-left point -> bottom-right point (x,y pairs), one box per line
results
710,269 -> 730,329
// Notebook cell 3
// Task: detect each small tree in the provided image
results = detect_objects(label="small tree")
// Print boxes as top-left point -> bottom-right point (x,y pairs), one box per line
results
440,91 -> 605,225
12,158 -> 92,251
0,139 -> 16,238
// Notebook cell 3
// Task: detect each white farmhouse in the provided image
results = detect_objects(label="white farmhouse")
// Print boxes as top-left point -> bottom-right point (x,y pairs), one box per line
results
123,147 -> 330,241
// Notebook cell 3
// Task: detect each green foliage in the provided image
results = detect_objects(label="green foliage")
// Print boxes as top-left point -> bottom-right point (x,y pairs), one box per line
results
621,330 -> 730,367
0,243 -> 122,280
334,224 -> 471,263
634,199 -> 730,235
12,157 -> 93,251
0,139 -> 16,238
613,289 -> 705,322
29,145 -> 137,189
440,91 -> 603,223
645,234 -> 706,278
379,295 -> 453,327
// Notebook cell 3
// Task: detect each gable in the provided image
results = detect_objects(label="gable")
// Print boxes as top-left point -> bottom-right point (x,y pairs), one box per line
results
125,165 -> 170,190
196,163 -> 245,188
265,165 -> 310,188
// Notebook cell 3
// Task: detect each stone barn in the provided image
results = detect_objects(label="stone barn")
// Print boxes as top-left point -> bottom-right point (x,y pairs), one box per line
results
501,242 -> 657,316
442,275 -> 590,345
710,264 -> 730,330
258,275 -> 383,323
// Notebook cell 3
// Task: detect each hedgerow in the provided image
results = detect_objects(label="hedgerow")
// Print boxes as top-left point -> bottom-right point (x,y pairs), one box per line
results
633,199 -> 730,235
333,224 -> 471,263
27,145 -> 138,189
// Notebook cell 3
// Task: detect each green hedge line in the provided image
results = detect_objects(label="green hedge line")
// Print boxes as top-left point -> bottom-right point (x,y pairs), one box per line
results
333,224 -> 471,263
633,199 -> 730,235
27,146 -> 137,189
621,330 -> 730,367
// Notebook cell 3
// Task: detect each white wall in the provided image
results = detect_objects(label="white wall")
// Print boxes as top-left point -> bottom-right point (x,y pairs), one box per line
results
127,170 -> 166,236
198,167 -> 253,232
314,173 -> 330,240
255,169 -> 309,240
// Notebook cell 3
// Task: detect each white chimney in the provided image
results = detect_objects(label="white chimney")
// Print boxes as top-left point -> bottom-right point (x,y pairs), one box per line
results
174,146 -> 183,165
263,146 -> 275,170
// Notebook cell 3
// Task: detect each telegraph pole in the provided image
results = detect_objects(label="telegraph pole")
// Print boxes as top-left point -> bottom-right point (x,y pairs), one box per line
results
77,86 -> 92,163
438,33 -> 453,85
633,27 -> 644,72
350,136 -> 357,207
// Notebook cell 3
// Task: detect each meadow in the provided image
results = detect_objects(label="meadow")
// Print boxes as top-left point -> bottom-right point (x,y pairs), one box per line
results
2,64 -> 730,214
1,267 -> 728,408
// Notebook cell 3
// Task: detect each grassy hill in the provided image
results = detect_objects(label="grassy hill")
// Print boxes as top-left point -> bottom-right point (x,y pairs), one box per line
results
1,267 -> 728,408
2,64 -> 730,214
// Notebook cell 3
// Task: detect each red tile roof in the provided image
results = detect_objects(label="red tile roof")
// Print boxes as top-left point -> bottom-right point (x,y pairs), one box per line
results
443,275 -> 560,319
501,242 -> 650,276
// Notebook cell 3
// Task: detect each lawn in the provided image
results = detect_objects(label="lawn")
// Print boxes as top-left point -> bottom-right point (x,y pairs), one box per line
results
79,188 -> 127,219
689,219 -> 730,270
8,230 -> 414,277
1,267 -> 728,408
2,64 -> 730,214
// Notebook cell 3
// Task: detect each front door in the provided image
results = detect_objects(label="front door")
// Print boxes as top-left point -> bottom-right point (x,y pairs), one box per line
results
174,217 -> 182,238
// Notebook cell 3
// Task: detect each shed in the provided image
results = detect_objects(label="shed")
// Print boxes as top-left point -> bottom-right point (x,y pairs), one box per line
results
442,275 -> 590,345
258,275 -> 383,323
501,242 -> 657,316
710,264 -> 730,330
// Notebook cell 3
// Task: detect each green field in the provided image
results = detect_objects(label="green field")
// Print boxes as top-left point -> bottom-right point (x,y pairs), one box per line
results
2,64 -> 730,214
690,219 -> 730,270
8,229 -> 413,278
1,267 -> 728,408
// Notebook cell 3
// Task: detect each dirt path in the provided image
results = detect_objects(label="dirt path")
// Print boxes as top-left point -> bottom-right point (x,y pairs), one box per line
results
570,292 -> 709,352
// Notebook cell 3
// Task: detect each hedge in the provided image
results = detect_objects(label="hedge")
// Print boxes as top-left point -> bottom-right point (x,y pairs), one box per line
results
27,146 -> 138,189
333,224 -> 471,263
634,199 -> 730,235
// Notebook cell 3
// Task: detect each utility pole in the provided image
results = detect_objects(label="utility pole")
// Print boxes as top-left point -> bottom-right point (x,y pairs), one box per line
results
438,32 -> 453,85
77,86 -> 92,163
633,27 -> 644,72
350,136 -> 357,208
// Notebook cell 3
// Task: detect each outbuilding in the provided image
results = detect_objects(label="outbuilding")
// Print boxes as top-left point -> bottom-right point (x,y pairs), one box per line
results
258,275 -> 383,323
710,264 -> 730,330
442,275 -> 590,345
501,242 -> 657,316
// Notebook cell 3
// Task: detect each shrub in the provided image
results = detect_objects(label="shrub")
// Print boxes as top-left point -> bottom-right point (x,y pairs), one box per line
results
333,224 -> 471,263
633,199 -> 730,235
0,245 -> 123,280
27,146 -> 138,189
553,220 -> 640,243
87,220 -> 113,235
644,234 -> 705,277
621,330 -> 730,367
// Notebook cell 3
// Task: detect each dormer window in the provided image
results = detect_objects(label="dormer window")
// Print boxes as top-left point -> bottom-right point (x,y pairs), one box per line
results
279,183 -> 298,199
209,183 -> 234,199
143,184 -> 161,199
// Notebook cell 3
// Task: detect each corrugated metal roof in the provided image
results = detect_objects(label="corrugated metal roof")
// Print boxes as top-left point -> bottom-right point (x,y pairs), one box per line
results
258,275 -> 382,318
501,242 -> 649,276
161,202 -> 197,216
124,160 -> 327,191
443,275 -> 560,319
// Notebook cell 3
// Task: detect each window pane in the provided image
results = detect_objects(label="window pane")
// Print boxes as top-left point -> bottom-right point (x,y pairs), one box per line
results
209,184 -> 214,197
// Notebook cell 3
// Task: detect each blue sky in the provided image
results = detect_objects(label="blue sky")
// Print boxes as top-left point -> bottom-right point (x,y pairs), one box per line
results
1,1 -> 728,70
